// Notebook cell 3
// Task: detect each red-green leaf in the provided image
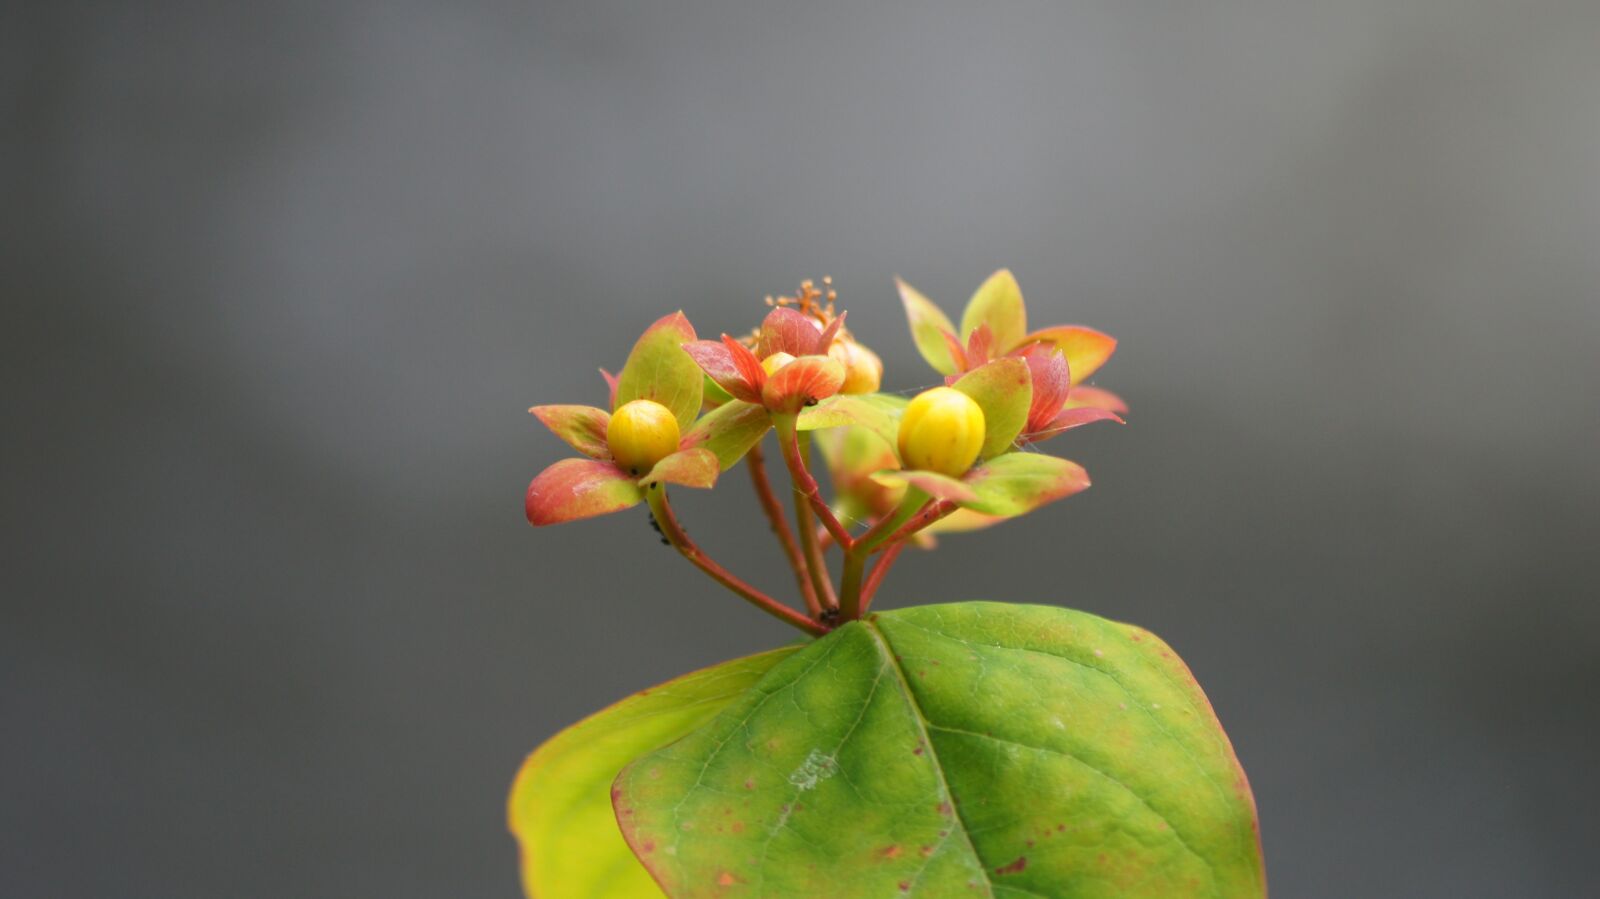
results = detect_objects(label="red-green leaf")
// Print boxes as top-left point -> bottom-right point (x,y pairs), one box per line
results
615,312 -> 704,429
1020,345 -> 1073,435
528,404 -> 611,460
1023,325 -> 1118,385
679,400 -> 771,470
525,458 -> 642,526
639,447 -> 720,489
959,452 -> 1090,517
896,277 -> 961,375
872,468 -> 978,504
952,357 -> 1032,460
961,268 -> 1028,351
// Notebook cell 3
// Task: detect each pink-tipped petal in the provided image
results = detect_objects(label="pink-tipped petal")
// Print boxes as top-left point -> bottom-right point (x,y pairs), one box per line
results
959,453 -> 1090,517
940,330 -> 969,374
896,277 -> 962,375
757,307 -> 824,358
614,312 -> 703,429
961,269 -> 1028,350
1027,407 -> 1124,443
760,355 -> 845,414
599,368 -> 619,410
1022,325 -> 1117,385
951,356 -> 1032,460
871,469 -> 979,504
638,448 -> 721,489
679,401 -> 772,470
682,340 -> 762,403
814,310 -> 846,355
1020,346 -> 1072,434
722,334 -> 767,392
965,324 -> 995,369
1063,384 -> 1129,414
525,458 -> 643,526
528,404 -> 612,460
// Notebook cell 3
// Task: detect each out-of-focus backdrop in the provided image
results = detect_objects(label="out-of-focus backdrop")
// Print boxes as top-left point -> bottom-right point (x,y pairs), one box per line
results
6,1 -> 1598,896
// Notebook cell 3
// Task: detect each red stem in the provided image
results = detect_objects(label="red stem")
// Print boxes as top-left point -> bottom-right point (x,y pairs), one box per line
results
747,442 -> 822,618
877,499 -> 957,551
777,421 -> 854,551
859,542 -> 906,614
646,488 -> 827,636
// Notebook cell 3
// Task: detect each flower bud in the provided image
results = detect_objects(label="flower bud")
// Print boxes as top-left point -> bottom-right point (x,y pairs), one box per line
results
829,338 -> 883,394
760,352 -> 797,377
607,399 -> 680,475
898,387 -> 986,477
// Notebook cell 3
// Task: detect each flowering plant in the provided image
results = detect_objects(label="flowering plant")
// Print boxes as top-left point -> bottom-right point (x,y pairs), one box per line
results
510,274 -> 1265,898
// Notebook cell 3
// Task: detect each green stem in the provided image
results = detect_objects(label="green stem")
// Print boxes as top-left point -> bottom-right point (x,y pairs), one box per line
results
838,490 -> 926,621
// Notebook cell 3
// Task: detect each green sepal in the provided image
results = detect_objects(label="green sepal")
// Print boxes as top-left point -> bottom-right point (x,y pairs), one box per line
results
615,312 -> 704,430
896,277 -> 960,375
952,357 -> 1032,460
679,400 -> 772,470
797,393 -> 904,453
960,268 -> 1028,350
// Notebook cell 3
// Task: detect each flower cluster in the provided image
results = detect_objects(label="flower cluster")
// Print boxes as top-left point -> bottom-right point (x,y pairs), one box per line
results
525,272 -> 1123,633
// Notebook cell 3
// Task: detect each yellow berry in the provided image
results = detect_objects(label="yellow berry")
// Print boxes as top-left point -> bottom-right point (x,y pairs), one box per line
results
607,399 -> 680,475
829,338 -> 883,394
898,387 -> 986,477
760,352 -> 797,376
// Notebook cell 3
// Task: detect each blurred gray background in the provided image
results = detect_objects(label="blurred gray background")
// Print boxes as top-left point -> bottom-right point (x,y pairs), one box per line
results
5,1 -> 1599,896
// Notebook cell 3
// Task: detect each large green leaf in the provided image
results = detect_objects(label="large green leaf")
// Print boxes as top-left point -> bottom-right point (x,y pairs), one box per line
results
797,393 -> 904,452
614,602 -> 1264,898
509,646 -> 800,899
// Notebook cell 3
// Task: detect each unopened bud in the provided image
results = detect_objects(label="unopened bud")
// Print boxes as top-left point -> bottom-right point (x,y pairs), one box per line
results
607,399 -> 680,475
829,338 -> 883,394
760,352 -> 797,376
898,387 -> 986,477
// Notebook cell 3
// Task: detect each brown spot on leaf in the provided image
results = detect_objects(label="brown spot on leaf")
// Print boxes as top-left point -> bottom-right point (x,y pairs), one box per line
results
995,856 -> 1028,876
920,845 -> 934,857
731,821 -> 745,833
744,778 -> 756,790
716,870 -> 743,886
937,801 -> 953,816
640,840 -> 655,854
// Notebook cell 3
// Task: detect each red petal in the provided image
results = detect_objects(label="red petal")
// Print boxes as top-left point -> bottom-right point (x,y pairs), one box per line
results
525,459 -> 642,526
599,368 -> 619,410
940,330 -> 969,373
1027,406 -> 1124,443
722,334 -> 767,392
757,307 -> 823,358
814,310 -> 846,355
1020,346 -> 1072,434
682,340 -> 761,403
529,404 -> 611,460
1064,385 -> 1128,414
760,355 -> 845,414
965,324 -> 995,369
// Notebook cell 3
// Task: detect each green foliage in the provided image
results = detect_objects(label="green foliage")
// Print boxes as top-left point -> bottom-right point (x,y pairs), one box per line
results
610,603 -> 1264,898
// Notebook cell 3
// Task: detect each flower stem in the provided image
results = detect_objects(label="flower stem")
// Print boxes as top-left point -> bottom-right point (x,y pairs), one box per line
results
646,487 -> 827,636
859,541 -> 906,614
747,441 -> 821,618
837,490 -> 925,621
773,418 -> 840,611
775,417 -> 853,551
